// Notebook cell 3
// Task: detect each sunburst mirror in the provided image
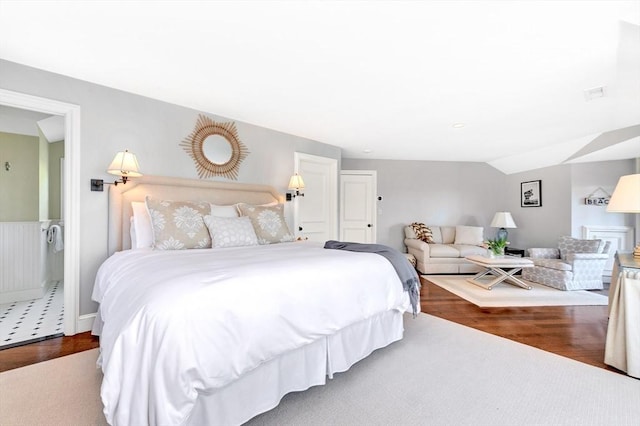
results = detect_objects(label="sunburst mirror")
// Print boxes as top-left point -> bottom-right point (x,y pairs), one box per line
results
180,114 -> 249,180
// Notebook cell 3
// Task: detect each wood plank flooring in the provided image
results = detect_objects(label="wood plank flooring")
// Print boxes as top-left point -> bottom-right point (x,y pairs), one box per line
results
420,276 -> 619,373
0,276 -> 620,374
0,331 -> 99,372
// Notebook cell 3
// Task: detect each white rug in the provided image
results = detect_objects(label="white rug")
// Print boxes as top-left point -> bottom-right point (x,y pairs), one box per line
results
3,314 -> 638,426
427,275 -> 608,307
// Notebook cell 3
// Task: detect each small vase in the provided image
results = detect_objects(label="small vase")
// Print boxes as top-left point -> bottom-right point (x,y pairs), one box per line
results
489,248 -> 505,258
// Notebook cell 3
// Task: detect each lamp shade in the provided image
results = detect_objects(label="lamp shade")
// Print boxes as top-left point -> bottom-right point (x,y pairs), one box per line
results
607,174 -> 640,213
107,150 -> 142,178
490,212 -> 517,228
288,173 -> 305,190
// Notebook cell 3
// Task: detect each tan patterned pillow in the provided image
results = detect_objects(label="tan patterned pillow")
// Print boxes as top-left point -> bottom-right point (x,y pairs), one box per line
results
410,222 -> 434,243
145,197 -> 212,250
236,203 -> 294,244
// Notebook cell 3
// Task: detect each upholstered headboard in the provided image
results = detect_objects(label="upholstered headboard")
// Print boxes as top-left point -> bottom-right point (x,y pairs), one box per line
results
108,175 -> 283,254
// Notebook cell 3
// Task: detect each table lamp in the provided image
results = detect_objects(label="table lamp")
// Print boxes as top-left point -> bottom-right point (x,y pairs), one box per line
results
607,173 -> 640,258
490,212 -> 517,241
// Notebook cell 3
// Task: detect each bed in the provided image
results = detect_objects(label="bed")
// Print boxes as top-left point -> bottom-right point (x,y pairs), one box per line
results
92,175 -> 415,426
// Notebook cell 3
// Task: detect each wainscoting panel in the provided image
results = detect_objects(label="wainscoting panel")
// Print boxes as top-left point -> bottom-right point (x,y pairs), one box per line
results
0,222 -> 46,303
582,225 -> 635,276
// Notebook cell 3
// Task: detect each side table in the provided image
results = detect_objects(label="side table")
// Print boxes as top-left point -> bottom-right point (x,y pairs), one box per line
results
505,247 -> 525,257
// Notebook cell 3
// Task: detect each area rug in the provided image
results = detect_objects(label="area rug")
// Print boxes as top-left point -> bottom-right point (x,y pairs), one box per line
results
1,314 -> 637,426
426,275 -> 608,307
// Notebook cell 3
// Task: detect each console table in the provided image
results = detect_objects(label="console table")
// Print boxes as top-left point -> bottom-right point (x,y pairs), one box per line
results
604,252 -> 640,378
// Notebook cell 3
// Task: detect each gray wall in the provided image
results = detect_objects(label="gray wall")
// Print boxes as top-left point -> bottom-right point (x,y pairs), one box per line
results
0,131 -> 39,221
48,140 -> 64,219
344,158 -> 637,253
0,59 -> 341,315
570,159 -> 636,239
341,159 -> 507,251
504,165 -> 572,249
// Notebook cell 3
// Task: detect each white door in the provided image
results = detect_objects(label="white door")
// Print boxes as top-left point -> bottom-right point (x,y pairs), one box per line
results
294,152 -> 338,242
340,170 -> 377,243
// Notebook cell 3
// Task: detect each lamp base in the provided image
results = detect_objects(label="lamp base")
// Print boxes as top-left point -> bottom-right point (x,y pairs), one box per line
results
496,228 -> 508,241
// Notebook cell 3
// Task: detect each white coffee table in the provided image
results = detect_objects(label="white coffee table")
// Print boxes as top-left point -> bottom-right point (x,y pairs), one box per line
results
465,255 -> 534,290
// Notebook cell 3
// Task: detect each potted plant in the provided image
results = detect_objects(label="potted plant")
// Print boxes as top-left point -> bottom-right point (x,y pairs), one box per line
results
484,236 -> 509,257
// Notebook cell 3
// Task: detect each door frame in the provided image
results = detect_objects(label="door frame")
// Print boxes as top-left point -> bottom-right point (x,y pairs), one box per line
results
0,88 -> 81,335
293,152 -> 338,240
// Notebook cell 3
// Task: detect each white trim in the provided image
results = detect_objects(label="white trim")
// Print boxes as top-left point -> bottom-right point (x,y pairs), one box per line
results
0,88 -> 81,335
582,225 -> 635,276
77,313 -> 96,333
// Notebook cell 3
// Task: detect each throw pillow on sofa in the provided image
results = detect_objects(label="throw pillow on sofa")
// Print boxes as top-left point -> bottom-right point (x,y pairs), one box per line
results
557,236 -> 601,260
410,222 -> 434,243
454,225 -> 484,246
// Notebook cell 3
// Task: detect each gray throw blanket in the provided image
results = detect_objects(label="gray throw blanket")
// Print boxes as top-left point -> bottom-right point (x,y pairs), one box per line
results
324,240 -> 420,317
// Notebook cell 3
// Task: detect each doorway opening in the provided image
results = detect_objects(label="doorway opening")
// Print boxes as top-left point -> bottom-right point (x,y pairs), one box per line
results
0,89 -> 81,338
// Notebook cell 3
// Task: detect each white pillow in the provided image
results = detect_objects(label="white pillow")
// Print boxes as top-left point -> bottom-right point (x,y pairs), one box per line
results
454,226 -> 484,246
210,203 -> 240,218
204,215 -> 259,248
131,201 -> 154,249
130,217 -> 138,249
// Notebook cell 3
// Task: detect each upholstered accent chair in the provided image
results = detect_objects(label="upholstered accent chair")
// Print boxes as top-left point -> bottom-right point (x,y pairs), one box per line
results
522,236 -> 610,290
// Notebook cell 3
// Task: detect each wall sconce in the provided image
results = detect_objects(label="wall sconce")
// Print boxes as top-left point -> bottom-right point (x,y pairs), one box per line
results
287,173 -> 305,200
91,149 -> 143,191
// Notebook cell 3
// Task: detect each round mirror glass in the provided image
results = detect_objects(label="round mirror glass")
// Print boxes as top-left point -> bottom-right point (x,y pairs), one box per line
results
202,134 -> 233,165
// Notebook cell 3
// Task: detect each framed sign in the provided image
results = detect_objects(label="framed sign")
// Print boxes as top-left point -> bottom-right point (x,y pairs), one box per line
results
521,180 -> 542,207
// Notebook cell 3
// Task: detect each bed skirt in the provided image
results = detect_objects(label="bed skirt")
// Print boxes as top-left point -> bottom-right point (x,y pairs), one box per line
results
187,309 -> 405,425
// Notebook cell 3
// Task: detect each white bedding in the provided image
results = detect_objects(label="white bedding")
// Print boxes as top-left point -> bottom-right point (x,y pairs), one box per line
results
92,241 -> 411,425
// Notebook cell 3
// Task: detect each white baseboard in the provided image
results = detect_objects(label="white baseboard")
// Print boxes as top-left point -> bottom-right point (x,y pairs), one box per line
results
76,313 -> 96,334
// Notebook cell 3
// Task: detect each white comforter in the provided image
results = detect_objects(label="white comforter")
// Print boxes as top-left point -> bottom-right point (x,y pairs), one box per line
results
92,241 -> 410,426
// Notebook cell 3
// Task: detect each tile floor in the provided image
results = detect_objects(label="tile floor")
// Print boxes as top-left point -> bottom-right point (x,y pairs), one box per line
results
0,281 -> 64,349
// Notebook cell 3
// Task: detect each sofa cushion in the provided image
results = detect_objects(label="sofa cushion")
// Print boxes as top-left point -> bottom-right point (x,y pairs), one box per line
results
454,226 -> 484,246
454,244 -> 488,257
404,226 -> 417,239
410,222 -> 434,243
441,226 -> 456,244
429,226 -> 443,244
429,244 -> 461,258
532,258 -> 572,271
557,236 -> 601,260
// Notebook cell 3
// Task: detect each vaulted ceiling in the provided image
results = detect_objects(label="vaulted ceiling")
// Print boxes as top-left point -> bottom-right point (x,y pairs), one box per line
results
1,1 -> 638,173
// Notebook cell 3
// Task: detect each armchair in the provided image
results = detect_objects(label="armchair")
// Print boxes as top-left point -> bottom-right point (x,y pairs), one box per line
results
522,236 -> 610,290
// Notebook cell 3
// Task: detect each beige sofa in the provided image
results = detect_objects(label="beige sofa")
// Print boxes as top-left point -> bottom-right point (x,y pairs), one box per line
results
404,225 -> 488,274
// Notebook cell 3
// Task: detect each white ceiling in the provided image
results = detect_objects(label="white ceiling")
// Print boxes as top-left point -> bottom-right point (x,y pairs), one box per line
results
0,105 -> 51,137
1,1 -> 639,174
0,105 -> 64,142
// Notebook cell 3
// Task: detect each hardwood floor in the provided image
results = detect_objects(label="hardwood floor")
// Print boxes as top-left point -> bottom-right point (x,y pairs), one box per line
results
0,331 -> 99,372
420,276 -> 620,373
0,276 -> 620,374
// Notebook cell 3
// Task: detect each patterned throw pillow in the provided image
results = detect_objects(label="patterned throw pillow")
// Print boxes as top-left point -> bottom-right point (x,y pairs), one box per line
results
410,222 -> 434,243
236,203 -> 294,244
557,236 -> 601,260
145,197 -> 212,250
204,215 -> 258,248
